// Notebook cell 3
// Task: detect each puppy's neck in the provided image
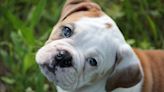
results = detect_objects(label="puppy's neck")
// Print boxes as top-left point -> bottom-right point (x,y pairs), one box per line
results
57,78 -> 107,92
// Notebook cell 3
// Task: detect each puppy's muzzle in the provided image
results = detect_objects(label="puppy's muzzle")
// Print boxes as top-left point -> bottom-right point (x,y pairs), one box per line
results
44,50 -> 73,73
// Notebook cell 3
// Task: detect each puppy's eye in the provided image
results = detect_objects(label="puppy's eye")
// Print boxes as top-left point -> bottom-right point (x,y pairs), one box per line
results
87,58 -> 97,66
62,26 -> 73,38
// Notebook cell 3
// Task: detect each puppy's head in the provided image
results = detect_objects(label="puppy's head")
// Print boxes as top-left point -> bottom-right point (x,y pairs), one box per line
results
36,0 -> 143,91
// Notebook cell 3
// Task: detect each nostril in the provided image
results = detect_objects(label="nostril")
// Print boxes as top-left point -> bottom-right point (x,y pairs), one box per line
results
55,50 -> 65,61
54,50 -> 73,67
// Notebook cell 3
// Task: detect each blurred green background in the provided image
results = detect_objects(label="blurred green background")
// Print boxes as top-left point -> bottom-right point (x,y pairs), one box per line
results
0,0 -> 163,92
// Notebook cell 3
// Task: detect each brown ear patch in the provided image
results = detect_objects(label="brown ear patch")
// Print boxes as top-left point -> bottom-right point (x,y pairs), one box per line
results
60,0 -> 102,21
105,64 -> 142,91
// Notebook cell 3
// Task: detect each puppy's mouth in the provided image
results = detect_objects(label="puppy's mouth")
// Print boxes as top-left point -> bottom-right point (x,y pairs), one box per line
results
40,63 -> 78,90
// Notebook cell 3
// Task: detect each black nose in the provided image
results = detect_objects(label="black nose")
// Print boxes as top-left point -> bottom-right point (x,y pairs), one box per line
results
54,50 -> 73,67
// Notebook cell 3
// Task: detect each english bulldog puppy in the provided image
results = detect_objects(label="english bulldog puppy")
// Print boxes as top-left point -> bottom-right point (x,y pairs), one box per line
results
35,0 -> 164,92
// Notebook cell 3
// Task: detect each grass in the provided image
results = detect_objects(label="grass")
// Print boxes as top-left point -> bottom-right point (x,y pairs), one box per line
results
0,0 -> 163,92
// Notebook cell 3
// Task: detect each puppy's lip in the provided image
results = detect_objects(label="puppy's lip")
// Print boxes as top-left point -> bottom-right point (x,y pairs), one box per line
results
46,64 -> 56,74
39,59 -> 78,75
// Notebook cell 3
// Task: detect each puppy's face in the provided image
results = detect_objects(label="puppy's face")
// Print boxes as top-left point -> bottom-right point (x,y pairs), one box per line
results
36,0 -> 142,91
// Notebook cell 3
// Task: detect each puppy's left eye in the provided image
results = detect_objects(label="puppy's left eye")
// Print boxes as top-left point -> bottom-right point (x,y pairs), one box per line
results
62,26 -> 73,38
87,58 -> 97,66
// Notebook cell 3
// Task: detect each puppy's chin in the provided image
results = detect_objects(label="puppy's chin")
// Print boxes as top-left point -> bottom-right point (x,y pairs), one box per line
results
40,65 -> 78,90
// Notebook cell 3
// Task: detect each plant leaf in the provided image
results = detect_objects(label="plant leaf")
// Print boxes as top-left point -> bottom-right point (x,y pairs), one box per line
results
1,77 -> 15,84
27,0 -> 47,29
19,27 -> 35,46
23,53 -> 35,73
5,11 -> 23,30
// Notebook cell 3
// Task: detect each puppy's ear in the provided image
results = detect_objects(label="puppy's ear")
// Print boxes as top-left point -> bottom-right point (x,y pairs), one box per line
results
59,0 -> 101,21
106,44 -> 143,91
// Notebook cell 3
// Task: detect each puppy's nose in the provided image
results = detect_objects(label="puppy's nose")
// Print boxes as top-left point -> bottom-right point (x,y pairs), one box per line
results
54,50 -> 73,67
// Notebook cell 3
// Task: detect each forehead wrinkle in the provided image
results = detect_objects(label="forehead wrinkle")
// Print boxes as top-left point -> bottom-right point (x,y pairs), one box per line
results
61,11 -> 103,24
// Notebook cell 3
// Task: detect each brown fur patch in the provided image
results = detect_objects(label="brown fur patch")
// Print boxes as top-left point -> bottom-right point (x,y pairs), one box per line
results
133,49 -> 164,92
60,0 -> 102,21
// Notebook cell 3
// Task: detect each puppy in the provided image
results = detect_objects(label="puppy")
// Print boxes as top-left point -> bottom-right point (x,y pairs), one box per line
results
36,0 -> 164,92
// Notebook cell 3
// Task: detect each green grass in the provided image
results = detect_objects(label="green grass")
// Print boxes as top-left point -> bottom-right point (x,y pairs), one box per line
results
0,0 -> 163,92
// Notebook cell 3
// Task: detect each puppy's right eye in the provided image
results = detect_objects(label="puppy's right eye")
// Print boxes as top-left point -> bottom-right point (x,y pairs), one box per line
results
87,58 -> 97,66
62,26 -> 73,38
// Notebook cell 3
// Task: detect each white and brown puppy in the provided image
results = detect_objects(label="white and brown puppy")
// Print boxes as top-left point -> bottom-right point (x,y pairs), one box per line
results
35,0 -> 164,92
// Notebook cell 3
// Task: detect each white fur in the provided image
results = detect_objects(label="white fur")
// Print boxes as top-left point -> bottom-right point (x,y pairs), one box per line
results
36,15 -> 143,92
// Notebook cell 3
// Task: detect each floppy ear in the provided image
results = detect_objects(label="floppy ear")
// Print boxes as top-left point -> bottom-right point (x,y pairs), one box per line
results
105,44 -> 143,91
59,0 -> 101,21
